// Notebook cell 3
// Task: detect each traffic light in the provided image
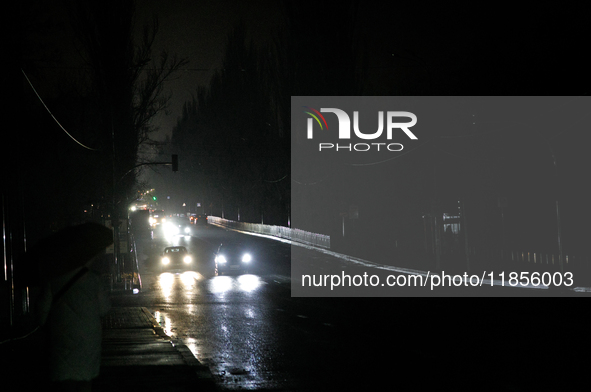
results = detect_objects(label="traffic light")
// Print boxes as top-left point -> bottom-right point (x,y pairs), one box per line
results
172,154 -> 178,172
152,196 -> 157,201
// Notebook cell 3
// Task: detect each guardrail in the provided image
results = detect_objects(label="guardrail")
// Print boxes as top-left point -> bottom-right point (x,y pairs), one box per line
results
208,216 -> 331,249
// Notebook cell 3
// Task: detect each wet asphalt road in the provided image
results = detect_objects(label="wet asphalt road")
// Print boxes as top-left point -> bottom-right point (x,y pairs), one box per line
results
110,223 -> 589,391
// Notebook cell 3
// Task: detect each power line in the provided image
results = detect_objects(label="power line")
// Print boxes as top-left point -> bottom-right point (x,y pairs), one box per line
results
21,69 -> 99,151
264,174 -> 288,183
292,164 -> 338,186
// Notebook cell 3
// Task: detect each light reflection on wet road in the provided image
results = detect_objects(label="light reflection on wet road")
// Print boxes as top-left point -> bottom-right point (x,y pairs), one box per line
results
127,226 -> 301,390
115,225 -> 589,391
147,270 -> 290,390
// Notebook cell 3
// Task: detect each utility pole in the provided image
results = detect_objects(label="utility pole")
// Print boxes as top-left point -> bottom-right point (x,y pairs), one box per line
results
431,199 -> 442,272
460,199 -> 470,272
550,151 -> 564,274
498,195 -> 507,262
111,106 -> 120,285
431,147 -> 441,272
538,134 -> 564,274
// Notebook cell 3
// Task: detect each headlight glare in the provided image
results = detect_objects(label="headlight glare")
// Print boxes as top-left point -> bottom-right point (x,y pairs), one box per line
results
162,257 -> 170,265
242,253 -> 252,262
183,255 -> 192,263
163,223 -> 179,236
216,255 -> 227,264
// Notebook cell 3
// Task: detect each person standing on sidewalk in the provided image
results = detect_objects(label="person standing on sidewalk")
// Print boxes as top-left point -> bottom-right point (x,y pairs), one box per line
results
30,222 -> 113,391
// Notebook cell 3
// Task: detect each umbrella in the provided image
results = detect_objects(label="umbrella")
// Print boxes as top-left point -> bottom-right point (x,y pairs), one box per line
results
22,222 -> 113,285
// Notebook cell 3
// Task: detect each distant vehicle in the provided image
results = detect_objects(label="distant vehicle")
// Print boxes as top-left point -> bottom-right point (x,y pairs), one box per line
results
150,215 -> 166,228
194,214 -> 208,225
214,242 -> 253,275
160,246 -> 193,271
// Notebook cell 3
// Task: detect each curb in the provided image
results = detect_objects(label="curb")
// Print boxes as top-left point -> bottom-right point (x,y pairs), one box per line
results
140,307 -> 215,379
99,306 -> 218,391
139,307 -> 169,339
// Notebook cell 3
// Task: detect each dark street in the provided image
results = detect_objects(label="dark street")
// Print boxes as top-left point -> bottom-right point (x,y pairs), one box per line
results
107,223 -> 589,391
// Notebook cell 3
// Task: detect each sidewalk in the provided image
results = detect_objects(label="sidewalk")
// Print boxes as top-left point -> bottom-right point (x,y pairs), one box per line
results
0,293 -> 218,391
94,305 -> 218,392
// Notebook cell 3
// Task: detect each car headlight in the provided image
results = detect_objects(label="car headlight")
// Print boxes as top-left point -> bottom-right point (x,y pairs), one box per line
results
162,257 -> 170,265
242,253 -> 252,263
163,223 -> 179,236
216,255 -> 226,264
183,255 -> 192,263
184,227 -> 191,234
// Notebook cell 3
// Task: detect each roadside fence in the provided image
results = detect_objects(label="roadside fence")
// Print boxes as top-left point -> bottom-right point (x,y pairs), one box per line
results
208,216 -> 331,249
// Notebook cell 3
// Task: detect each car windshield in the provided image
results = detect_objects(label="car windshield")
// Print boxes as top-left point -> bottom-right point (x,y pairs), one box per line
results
219,243 -> 245,253
165,247 -> 186,254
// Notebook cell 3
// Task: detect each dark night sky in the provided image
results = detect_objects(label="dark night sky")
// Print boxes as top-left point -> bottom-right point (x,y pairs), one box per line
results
21,1 -> 590,206
134,1 -> 462,140
133,0 -> 283,141
23,1 -> 590,138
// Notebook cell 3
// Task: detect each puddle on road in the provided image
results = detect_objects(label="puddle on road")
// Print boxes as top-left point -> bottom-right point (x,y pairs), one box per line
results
150,272 -> 289,390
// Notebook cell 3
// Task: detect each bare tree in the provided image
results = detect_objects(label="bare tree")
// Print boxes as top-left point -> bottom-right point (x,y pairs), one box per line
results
69,0 -> 188,204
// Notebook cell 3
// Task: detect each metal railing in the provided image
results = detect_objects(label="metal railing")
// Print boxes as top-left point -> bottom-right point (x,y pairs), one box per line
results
208,216 -> 331,249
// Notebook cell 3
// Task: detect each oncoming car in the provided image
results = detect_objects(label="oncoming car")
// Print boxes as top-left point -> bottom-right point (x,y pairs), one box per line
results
160,246 -> 193,271
161,218 -> 192,237
214,242 -> 253,275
